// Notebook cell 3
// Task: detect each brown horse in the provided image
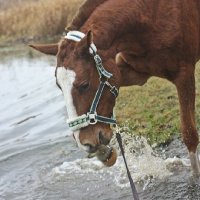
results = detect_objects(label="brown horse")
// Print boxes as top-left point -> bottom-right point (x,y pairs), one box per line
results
30,0 -> 200,176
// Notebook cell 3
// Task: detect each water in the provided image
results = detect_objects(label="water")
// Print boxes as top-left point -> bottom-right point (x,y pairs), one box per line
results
0,45 -> 200,200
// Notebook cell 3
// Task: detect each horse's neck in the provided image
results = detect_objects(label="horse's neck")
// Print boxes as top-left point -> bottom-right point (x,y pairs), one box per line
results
80,0 -> 146,50
81,24 -> 123,51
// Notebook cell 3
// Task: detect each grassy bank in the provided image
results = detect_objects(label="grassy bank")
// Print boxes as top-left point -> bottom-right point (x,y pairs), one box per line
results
115,63 -> 200,145
0,0 -> 83,44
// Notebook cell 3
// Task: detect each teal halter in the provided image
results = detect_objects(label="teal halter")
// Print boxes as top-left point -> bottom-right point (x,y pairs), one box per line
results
65,31 -> 118,131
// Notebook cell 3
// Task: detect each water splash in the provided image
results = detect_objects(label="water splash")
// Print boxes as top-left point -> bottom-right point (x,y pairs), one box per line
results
52,130 -> 173,190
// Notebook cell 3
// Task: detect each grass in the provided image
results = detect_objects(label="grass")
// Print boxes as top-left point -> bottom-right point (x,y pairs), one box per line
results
115,63 -> 200,145
0,0 -> 83,44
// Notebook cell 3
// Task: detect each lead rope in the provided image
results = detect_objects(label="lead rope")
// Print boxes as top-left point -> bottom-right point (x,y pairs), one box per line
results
115,125 -> 140,200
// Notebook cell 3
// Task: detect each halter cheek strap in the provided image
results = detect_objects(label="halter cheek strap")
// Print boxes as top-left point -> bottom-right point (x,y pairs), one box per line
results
64,31 -> 118,131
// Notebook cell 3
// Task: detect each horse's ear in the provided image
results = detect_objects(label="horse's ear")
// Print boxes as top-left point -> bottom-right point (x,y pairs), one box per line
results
87,30 -> 93,46
76,30 -> 93,56
116,52 -> 149,86
29,43 -> 58,56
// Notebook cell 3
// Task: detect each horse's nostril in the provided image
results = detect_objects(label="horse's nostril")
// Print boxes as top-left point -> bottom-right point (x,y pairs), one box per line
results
83,143 -> 97,153
99,131 -> 110,145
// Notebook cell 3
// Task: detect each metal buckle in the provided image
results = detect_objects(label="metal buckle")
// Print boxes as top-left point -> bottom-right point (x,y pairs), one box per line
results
105,81 -> 118,97
105,81 -> 112,88
87,112 -> 97,124
94,55 -> 102,66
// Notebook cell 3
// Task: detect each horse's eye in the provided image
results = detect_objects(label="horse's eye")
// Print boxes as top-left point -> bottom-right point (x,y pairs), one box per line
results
78,83 -> 90,92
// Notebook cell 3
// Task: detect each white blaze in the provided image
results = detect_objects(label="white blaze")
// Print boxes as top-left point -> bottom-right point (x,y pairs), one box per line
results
56,67 -> 88,151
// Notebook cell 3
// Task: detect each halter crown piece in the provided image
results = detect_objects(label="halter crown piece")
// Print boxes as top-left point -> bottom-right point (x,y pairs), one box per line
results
64,31 -> 118,131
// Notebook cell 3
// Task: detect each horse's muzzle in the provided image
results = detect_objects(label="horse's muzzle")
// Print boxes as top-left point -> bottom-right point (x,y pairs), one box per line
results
88,144 -> 117,167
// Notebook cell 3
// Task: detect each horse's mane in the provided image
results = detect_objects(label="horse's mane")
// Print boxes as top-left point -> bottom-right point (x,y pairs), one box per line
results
66,0 -> 109,31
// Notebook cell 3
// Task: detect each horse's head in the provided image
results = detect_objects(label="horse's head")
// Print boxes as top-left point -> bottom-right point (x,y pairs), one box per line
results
30,31 -> 120,166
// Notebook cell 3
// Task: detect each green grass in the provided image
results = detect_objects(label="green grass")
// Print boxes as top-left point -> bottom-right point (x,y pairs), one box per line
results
115,62 -> 200,146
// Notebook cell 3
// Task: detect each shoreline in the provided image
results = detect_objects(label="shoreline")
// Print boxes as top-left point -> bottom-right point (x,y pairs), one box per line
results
0,34 -> 62,48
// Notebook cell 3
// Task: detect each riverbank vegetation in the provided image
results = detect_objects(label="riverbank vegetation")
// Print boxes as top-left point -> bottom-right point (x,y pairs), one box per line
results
0,0 -> 82,44
1,0 -> 200,146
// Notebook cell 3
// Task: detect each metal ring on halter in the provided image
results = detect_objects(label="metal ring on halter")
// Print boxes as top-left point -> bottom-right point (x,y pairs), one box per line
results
87,112 -> 98,124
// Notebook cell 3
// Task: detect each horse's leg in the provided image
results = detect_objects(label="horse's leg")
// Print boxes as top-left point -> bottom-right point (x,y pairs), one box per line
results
66,0 -> 108,31
174,63 -> 200,176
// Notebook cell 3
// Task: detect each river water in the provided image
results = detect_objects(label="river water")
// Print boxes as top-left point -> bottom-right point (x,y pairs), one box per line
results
0,45 -> 200,200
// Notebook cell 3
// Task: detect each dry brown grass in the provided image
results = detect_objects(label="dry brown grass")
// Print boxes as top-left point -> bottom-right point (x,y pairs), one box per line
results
0,0 -> 83,42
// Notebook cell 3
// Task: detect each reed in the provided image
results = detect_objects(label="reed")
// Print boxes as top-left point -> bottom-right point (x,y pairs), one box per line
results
0,0 -> 83,42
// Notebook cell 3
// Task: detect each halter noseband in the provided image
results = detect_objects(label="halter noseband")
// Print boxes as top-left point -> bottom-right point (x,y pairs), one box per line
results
64,31 -> 118,131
